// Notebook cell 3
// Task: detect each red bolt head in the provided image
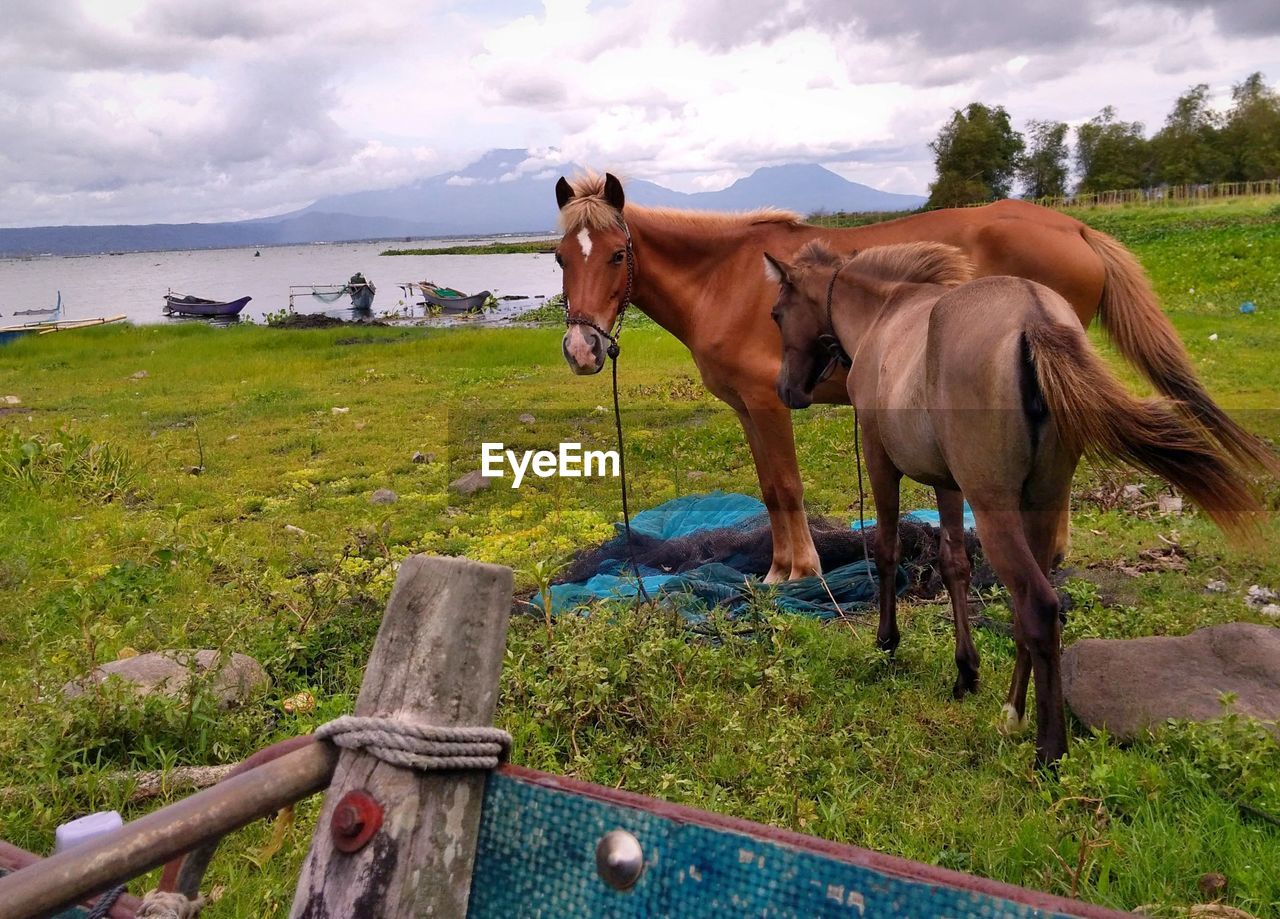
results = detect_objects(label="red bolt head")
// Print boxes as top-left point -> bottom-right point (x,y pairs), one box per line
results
330,790 -> 383,853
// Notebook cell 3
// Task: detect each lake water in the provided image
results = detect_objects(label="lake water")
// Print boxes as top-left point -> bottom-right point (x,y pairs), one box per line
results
0,237 -> 564,326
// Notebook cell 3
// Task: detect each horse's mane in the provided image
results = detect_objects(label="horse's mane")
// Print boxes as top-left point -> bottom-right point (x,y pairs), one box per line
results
795,240 -> 974,288
558,171 -> 803,234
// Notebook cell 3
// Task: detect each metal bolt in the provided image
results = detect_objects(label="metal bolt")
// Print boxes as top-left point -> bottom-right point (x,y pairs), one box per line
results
330,790 -> 383,853
595,829 -> 644,891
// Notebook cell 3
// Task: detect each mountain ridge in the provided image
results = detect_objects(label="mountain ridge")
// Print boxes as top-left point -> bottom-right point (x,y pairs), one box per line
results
0,152 -> 925,257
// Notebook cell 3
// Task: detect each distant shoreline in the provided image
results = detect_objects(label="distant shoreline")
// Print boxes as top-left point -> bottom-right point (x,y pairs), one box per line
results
381,239 -> 557,256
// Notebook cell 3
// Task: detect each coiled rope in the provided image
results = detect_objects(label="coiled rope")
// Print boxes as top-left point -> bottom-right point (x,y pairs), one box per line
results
314,715 -> 512,771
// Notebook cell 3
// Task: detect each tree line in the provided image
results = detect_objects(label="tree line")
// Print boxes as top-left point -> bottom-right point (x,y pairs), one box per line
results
927,72 -> 1280,208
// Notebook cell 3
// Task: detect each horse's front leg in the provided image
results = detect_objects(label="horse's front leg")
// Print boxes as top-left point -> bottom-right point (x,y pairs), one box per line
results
736,404 -> 821,583
862,431 -> 902,654
937,487 -> 979,697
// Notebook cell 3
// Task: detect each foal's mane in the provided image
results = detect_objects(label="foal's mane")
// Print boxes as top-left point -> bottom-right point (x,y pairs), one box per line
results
558,172 -> 803,234
795,240 -> 974,288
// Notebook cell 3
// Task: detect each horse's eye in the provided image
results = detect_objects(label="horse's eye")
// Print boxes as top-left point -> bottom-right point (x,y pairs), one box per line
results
554,251 -> 564,268
611,250 -> 625,265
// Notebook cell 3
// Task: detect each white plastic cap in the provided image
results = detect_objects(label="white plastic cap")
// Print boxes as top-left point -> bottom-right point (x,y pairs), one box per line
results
54,810 -> 124,853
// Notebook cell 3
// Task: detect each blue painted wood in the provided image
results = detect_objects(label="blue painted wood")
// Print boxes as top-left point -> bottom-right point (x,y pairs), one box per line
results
468,770 -> 1121,918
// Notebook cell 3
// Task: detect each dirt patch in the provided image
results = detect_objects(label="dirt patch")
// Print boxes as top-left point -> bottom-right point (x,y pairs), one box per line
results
335,334 -> 410,346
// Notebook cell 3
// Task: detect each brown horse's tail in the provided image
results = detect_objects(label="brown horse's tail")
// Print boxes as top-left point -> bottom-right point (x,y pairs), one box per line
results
1081,225 -> 1280,476
1025,319 -> 1261,539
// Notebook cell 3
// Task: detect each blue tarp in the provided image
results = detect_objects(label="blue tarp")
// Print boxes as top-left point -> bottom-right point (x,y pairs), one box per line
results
851,502 -> 976,531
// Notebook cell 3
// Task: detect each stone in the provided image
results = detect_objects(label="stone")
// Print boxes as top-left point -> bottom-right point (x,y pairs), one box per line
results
1062,622 -> 1280,740
1157,493 -> 1183,515
1245,585 -> 1277,608
1198,872 -> 1229,899
1261,604 -> 1280,620
518,413 -> 536,424
449,469 -> 494,496
1205,579 -> 1228,593
63,650 -> 269,708
370,488 -> 398,505
130,370 -> 149,380
283,524 -> 310,537
411,451 -> 427,464
331,406 -> 350,415
3,395 -> 21,405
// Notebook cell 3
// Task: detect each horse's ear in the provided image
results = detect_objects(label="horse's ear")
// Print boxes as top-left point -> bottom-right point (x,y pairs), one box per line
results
555,177 -> 574,211
603,173 -> 625,212
762,252 -> 791,286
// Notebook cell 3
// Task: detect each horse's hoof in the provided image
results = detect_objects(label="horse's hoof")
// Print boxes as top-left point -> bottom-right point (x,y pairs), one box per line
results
952,674 -> 979,699
997,703 -> 1028,735
875,636 -> 899,656
763,566 -> 787,585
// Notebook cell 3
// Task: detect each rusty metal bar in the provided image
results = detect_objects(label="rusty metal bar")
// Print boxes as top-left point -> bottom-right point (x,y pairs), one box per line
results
0,742 -> 338,919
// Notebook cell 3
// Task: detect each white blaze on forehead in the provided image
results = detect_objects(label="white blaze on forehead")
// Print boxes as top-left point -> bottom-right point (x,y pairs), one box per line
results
576,227 -> 593,260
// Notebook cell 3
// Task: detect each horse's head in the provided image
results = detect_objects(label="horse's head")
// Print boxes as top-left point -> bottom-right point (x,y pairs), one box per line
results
554,172 -> 632,375
764,249 -> 844,410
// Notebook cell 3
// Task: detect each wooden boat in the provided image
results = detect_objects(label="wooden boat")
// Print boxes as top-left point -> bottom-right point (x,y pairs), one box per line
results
13,291 -> 62,317
164,292 -> 251,317
0,314 -> 127,346
413,284 -> 493,314
348,273 -> 376,311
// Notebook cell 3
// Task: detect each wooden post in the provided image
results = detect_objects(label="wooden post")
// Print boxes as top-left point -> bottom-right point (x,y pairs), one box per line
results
289,555 -> 513,919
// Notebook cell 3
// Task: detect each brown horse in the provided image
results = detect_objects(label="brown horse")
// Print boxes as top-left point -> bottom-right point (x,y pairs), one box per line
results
765,240 -> 1261,765
553,172 -> 1277,584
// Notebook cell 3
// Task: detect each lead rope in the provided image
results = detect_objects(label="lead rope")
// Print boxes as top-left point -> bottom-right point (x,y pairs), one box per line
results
826,263 -> 871,570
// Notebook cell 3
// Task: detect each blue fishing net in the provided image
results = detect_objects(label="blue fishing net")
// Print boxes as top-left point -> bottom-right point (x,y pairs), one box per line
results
538,491 -> 984,622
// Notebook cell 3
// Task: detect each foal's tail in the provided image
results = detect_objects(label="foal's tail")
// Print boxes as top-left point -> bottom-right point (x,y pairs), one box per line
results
1081,225 -> 1280,476
1025,320 -> 1262,540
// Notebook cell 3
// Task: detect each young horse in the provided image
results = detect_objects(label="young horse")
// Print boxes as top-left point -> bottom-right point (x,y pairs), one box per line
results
765,241 -> 1261,765
553,173 -> 1278,586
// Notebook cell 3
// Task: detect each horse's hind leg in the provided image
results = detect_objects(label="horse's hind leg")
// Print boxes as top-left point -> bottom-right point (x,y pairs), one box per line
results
863,434 -> 903,654
971,505 -> 1067,765
1003,484 -> 1074,733
937,488 -> 979,697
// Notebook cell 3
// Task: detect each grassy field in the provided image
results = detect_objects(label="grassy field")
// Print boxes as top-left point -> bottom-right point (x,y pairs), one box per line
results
2,200 -> 1279,916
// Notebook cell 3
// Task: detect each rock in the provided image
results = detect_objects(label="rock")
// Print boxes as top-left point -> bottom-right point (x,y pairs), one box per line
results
130,370 -> 149,380
518,413 -> 536,424
369,488 -> 398,505
3,395 -> 21,405
283,524 -> 310,537
1062,623 -> 1280,740
1205,579 -> 1228,593
1245,585 -> 1277,608
63,650 -> 269,708
1261,604 -> 1280,620
1157,493 -> 1183,515
187,465 -> 203,476
331,406 -> 350,415
449,469 -> 494,496
411,451 -> 427,464
1198,872 -> 1229,899
225,434 -> 239,442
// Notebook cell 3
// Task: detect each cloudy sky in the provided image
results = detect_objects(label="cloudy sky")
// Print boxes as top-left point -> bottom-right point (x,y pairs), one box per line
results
2,0 -> 1278,227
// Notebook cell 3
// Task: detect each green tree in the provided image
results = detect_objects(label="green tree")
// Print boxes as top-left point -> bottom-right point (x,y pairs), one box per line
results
1017,119 -> 1070,199
1075,106 -> 1151,193
927,103 -> 1025,208
1150,83 -> 1227,185
1222,72 -> 1280,181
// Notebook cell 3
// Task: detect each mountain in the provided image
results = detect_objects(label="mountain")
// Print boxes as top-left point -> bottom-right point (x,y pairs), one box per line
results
0,152 -> 925,256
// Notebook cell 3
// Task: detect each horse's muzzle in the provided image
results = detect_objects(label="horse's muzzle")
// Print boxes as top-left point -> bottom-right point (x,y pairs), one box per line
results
562,326 -> 605,375
775,379 -> 813,410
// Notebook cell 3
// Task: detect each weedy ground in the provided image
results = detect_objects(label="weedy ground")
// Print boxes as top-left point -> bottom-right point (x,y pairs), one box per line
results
1,199 -> 1278,916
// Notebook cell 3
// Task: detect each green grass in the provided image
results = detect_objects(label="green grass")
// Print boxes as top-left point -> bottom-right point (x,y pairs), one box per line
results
1,201 -> 1279,917
380,240 -> 556,256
